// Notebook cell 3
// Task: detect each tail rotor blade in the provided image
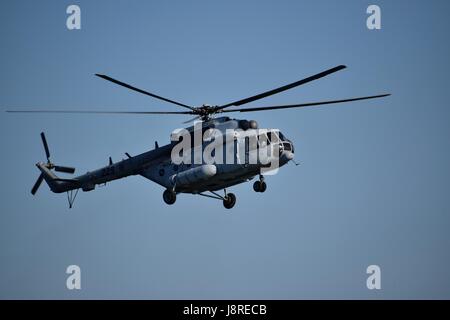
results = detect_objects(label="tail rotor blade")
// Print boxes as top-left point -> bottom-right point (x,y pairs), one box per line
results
54,166 -> 76,174
31,174 -> 44,195
40,132 -> 50,160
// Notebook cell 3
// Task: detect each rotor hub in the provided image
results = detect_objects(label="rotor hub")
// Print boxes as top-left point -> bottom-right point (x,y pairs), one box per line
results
194,104 -> 221,120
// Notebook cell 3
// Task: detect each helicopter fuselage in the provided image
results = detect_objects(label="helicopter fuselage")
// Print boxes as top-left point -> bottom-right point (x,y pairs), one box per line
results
37,117 -> 295,198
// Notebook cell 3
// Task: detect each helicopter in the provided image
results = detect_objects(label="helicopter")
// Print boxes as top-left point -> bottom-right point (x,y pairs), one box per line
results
7,65 -> 390,209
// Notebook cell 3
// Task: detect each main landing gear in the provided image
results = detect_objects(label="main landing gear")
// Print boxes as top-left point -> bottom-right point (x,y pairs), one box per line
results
162,188 -> 237,209
223,193 -> 236,209
253,175 -> 267,193
200,189 -> 236,209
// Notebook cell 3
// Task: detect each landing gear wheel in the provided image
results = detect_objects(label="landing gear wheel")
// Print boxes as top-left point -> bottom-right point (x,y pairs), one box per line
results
253,181 -> 267,193
260,181 -> 267,193
163,189 -> 176,205
223,193 -> 236,209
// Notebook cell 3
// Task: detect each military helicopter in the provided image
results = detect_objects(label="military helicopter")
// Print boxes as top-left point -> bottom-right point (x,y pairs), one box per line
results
7,65 -> 390,209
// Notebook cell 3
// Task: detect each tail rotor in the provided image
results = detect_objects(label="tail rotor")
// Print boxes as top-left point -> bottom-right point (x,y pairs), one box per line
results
31,132 -> 75,195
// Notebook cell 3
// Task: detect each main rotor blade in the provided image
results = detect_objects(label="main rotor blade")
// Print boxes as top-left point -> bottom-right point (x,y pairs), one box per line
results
95,74 -> 195,111
218,65 -> 347,109
31,174 -> 44,195
221,94 -> 391,113
7,110 -> 193,115
40,132 -> 50,160
54,166 -> 76,174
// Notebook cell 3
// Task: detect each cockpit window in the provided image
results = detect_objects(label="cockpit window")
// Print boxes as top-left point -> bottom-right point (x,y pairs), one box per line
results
277,131 -> 286,141
258,130 -> 285,146
267,130 -> 283,143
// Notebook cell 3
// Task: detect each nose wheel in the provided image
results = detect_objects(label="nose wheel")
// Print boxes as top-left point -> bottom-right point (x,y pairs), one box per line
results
253,176 -> 267,193
163,189 -> 176,205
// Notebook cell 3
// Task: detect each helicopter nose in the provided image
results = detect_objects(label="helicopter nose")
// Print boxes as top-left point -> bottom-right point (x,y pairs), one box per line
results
278,141 -> 294,164
280,150 -> 294,162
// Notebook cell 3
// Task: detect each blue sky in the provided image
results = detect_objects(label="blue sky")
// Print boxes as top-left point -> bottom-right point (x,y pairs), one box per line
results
1,0 -> 449,299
